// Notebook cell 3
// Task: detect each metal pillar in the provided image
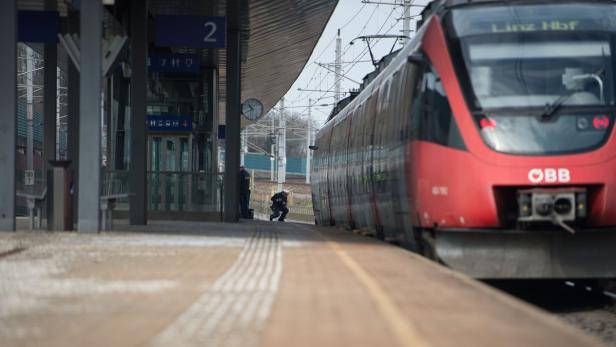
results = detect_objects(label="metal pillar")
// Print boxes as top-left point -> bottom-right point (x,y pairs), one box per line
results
77,0 -> 102,232
402,0 -> 411,45
26,47 -> 34,184
270,112 -> 275,182
334,30 -> 342,104
277,98 -> 286,191
0,0 -> 17,231
223,8 -> 241,223
305,99 -> 312,184
44,0 -> 58,225
129,0 -> 148,225
240,128 -> 246,166
113,75 -> 128,170
67,10 -> 80,229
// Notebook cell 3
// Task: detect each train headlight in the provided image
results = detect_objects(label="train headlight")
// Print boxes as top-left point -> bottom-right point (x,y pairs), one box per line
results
518,193 -> 532,217
576,192 -> 587,218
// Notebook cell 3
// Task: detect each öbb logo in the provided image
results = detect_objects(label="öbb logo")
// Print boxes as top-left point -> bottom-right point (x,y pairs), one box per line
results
528,168 -> 571,184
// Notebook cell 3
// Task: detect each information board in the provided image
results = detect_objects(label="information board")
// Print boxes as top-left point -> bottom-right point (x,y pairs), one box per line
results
148,53 -> 200,73
156,16 -> 226,48
18,11 -> 59,43
147,115 -> 193,132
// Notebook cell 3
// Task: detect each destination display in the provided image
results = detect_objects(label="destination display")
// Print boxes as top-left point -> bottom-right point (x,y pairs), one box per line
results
450,4 -> 616,37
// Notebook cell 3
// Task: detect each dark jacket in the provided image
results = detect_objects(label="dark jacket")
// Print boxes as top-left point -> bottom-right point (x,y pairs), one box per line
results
239,168 -> 250,195
271,192 -> 287,207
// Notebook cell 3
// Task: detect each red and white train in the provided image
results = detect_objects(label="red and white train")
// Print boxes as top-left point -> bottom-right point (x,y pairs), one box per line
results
310,0 -> 616,278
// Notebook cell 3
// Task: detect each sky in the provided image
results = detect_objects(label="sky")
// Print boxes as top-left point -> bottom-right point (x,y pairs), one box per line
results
278,0 -> 432,128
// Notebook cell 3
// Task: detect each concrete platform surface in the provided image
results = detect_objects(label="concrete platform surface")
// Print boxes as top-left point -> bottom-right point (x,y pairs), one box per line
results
0,221 -> 606,347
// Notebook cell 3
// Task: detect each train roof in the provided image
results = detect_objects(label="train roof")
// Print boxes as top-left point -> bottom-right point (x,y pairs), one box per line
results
324,0 -> 616,126
326,48 -> 402,122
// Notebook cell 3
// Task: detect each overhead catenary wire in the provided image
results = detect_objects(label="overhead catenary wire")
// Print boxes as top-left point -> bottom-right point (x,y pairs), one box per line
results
296,2 -> 370,95
293,6 -> 401,113
291,2 -> 382,116
273,0 -> 427,129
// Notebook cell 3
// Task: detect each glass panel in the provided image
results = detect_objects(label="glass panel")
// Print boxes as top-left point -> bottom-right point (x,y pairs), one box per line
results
144,69 -> 217,214
446,3 -> 616,155
476,112 -> 614,155
180,137 -> 189,172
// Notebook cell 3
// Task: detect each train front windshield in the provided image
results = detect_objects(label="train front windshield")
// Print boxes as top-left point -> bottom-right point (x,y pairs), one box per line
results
447,3 -> 616,155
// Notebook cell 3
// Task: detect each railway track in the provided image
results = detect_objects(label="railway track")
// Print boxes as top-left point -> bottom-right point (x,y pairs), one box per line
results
487,280 -> 616,346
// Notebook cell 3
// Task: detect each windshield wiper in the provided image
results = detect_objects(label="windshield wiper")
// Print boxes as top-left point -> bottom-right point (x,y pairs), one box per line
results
539,92 -> 572,121
540,68 -> 606,120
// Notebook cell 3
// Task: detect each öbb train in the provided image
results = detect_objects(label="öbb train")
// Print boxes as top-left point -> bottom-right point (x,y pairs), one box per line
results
310,0 -> 616,278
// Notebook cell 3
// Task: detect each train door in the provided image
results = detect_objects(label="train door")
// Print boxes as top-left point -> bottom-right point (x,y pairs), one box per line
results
387,70 -> 405,238
350,104 -> 367,229
365,92 -> 382,236
373,79 -> 393,238
314,122 -> 334,225
343,113 -> 355,229
396,62 -> 422,240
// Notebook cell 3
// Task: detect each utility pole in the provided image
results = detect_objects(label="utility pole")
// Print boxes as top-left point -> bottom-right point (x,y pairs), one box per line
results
361,0 -> 415,45
270,111 -> 276,182
56,67 -> 61,160
277,97 -> 286,191
305,99 -> 312,184
240,126 -> 247,166
402,0 -> 411,45
334,29 -> 342,104
26,46 -> 34,193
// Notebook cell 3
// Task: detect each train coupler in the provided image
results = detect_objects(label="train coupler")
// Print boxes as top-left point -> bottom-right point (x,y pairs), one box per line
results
517,188 -> 587,233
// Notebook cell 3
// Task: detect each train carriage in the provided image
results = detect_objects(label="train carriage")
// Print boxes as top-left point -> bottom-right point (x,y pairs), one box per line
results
311,0 -> 616,278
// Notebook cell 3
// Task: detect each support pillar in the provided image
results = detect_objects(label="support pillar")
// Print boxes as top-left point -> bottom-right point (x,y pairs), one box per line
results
223,6 -> 241,223
129,0 -> 148,225
67,10 -> 80,229
77,0 -> 102,232
277,98 -> 286,191
44,0 -> 58,226
44,50 -> 57,169
0,0 -> 17,231
306,99 -> 312,184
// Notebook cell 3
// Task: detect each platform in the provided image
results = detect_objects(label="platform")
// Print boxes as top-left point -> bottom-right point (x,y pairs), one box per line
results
0,221 -> 606,347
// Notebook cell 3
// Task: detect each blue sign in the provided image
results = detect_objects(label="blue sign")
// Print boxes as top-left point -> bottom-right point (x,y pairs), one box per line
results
18,11 -> 59,43
218,125 -> 226,140
156,16 -> 226,48
148,53 -> 200,73
148,115 -> 193,132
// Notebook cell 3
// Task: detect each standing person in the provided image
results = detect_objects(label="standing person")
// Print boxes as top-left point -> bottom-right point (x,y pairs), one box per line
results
239,166 -> 251,218
270,189 -> 289,222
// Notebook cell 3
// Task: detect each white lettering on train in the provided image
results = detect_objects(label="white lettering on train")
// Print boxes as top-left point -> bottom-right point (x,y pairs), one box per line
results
528,168 -> 571,184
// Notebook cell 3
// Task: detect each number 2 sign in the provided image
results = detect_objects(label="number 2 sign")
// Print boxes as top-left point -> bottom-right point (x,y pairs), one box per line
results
155,16 -> 226,48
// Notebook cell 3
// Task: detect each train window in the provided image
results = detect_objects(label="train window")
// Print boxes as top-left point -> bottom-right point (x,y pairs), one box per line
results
412,63 -> 466,150
409,67 -> 424,139
389,73 -> 401,144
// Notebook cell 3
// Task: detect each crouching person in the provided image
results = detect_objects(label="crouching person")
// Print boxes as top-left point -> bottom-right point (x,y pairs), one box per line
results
270,189 -> 289,222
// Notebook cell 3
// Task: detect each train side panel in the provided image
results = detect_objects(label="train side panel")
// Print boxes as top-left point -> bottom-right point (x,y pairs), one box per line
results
312,121 -> 334,225
349,104 -> 367,229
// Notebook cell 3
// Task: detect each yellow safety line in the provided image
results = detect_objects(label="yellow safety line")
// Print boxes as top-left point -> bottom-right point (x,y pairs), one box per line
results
327,240 -> 432,347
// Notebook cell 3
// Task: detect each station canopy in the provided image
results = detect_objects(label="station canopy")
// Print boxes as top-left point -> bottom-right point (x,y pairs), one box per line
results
17,0 -> 338,123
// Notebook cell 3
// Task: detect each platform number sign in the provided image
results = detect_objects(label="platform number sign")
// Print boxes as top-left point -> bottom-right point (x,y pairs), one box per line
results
155,16 -> 226,49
